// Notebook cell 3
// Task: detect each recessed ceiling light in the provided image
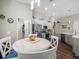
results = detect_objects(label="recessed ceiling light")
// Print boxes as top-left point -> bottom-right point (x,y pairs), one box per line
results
45,8 -> 48,11
53,3 -> 56,7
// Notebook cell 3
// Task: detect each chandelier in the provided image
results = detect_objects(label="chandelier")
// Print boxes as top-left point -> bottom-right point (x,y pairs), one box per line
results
31,0 -> 40,10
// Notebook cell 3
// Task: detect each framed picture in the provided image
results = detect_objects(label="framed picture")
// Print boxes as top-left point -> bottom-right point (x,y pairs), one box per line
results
0,14 -> 5,19
7,18 -> 14,23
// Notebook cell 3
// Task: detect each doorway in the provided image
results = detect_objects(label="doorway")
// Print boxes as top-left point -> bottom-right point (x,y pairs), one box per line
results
17,18 -> 25,39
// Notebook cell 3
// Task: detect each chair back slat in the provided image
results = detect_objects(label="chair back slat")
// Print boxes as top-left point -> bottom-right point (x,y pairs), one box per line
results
50,36 -> 59,49
0,36 -> 11,57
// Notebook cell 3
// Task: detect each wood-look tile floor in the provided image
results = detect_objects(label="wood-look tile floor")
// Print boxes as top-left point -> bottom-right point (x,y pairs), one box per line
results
57,41 -> 79,59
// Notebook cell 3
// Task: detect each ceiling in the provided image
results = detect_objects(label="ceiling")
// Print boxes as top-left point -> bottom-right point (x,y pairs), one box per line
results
16,0 -> 79,18
16,0 -> 31,4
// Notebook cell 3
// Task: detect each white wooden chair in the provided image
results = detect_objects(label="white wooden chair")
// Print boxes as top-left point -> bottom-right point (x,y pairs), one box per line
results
50,35 -> 59,49
0,36 -> 17,59
50,35 -> 59,59
0,36 -> 11,57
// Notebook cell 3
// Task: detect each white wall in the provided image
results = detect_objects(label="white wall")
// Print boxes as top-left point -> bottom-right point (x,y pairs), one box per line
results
34,19 -> 48,27
71,14 -> 79,34
0,0 -> 32,43
33,12 -> 54,29
55,16 -> 73,34
55,14 -> 79,35
33,12 -> 48,26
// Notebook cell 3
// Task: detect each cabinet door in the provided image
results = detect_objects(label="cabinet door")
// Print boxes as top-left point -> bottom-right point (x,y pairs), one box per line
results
73,38 -> 79,56
65,35 -> 73,46
61,34 -> 65,43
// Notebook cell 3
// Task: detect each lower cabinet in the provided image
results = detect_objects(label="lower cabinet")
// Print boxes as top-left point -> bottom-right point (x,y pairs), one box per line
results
61,34 -> 79,57
73,38 -> 79,56
61,34 -> 73,46
65,35 -> 73,46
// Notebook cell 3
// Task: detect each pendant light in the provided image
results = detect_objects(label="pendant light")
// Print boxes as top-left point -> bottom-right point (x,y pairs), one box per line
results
31,0 -> 40,10
31,0 -> 34,10
37,0 -> 40,6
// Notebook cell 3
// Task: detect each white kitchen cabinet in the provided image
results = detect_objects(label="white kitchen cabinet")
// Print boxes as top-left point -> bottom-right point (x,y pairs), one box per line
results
61,33 -> 73,46
72,34 -> 79,56
65,35 -> 73,46
73,38 -> 79,56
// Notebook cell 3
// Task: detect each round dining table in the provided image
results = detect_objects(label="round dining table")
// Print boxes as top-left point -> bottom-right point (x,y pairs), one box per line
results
13,38 -> 51,59
13,38 -> 51,54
